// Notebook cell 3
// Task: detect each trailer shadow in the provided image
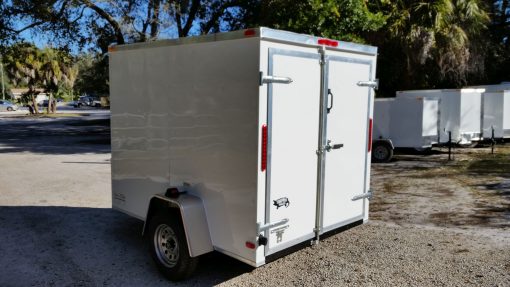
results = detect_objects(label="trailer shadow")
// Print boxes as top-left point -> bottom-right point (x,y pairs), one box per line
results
0,117 -> 110,155
0,206 -> 251,286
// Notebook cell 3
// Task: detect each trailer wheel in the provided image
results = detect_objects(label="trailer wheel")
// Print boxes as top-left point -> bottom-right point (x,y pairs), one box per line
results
372,142 -> 393,163
148,215 -> 198,281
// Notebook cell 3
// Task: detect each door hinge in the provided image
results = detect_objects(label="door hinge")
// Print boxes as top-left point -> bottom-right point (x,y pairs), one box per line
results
259,72 -> 293,86
352,190 -> 373,201
357,79 -> 379,90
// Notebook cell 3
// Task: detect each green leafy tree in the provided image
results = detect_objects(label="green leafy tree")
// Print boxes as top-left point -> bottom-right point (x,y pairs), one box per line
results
368,0 -> 489,96
239,0 -> 387,43
39,47 -> 78,113
74,53 -> 109,97
3,43 -> 44,113
3,43 -> 77,114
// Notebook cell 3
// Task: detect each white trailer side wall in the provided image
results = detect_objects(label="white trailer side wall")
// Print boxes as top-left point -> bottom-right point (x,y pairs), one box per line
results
373,99 -> 392,140
459,91 -> 482,142
482,92 -> 504,138
483,91 -> 510,138
110,47 -> 172,219
390,97 -> 438,148
110,38 -> 261,265
422,99 -> 439,138
397,89 -> 483,143
505,91 -> 510,138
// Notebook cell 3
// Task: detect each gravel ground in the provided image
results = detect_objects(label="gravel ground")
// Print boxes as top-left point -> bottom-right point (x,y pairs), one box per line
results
0,115 -> 508,286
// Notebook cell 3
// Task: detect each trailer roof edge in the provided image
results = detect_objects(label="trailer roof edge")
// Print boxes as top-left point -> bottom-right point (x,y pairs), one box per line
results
109,27 -> 378,56
397,88 -> 486,93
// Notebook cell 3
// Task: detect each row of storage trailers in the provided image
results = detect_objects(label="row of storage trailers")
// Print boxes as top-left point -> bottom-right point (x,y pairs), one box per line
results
372,84 -> 510,162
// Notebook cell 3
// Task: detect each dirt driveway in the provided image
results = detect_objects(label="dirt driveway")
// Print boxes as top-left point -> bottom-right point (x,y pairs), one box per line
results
0,115 -> 508,286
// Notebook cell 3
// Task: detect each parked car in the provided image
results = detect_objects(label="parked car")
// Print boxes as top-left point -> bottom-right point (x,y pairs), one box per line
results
73,96 -> 100,108
0,100 -> 19,111
91,99 -> 102,107
38,100 -> 49,107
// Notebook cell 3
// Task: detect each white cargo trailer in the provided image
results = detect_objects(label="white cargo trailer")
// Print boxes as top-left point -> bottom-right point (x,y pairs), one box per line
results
468,82 -> 510,92
481,91 -> 510,139
372,97 -> 439,162
396,89 -> 484,145
109,28 -> 378,280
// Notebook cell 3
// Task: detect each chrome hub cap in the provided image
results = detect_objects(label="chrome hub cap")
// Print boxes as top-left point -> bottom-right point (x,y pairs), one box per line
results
154,224 -> 179,268
374,145 -> 389,160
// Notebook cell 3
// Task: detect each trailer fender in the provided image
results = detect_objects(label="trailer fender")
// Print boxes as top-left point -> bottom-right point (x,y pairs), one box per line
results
143,194 -> 213,258
373,138 -> 394,149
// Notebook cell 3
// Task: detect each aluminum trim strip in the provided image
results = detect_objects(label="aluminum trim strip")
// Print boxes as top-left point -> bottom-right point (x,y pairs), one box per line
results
260,27 -> 377,56
112,29 -> 259,52
266,232 -> 315,256
321,215 -> 364,234
111,27 -> 378,56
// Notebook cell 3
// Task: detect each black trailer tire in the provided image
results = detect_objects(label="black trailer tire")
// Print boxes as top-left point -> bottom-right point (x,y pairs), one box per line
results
6,107 -> 13,111
147,215 -> 198,281
372,142 -> 393,163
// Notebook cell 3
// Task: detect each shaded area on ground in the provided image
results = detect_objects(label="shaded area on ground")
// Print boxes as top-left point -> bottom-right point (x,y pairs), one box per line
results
0,116 -> 110,155
0,206 -> 252,287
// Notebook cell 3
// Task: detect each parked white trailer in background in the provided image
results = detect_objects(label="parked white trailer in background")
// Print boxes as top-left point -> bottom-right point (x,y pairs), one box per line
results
372,97 -> 439,162
482,91 -> 510,139
109,28 -> 378,280
468,82 -> 510,92
397,89 -> 484,145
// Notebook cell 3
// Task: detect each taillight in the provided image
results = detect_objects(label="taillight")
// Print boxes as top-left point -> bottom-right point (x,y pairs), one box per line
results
368,118 -> 373,152
261,124 -> 268,171
244,29 -> 256,37
245,241 -> 256,249
318,38 -> 339,47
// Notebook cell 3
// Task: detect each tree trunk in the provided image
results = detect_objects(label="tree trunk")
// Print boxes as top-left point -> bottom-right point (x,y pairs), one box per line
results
31,95 -> 39,114
47,93 -> 53,114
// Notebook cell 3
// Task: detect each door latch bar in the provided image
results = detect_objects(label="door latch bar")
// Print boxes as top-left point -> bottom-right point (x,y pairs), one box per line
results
357,79 -> 379,90
257,218 -> 289,233
325,140 -> 344,152
352,190 -> 373,201
260,72 -> 293,85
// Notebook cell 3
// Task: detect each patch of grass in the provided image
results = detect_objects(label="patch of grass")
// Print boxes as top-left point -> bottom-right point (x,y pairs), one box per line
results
409,162 -> 468,179
466,153 -> 510,176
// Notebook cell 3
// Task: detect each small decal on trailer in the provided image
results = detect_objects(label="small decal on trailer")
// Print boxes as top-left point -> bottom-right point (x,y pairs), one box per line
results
271,225 -> 289,243
273,197 -> 290,209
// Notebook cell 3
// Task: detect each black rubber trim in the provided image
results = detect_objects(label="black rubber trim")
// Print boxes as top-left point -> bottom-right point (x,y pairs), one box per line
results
320,219 -> 364,241
265,219 -> 364,263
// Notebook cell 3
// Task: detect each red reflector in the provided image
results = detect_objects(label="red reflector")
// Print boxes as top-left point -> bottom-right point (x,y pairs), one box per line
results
261,124 -> 268,171
244,29 -> 256,37
245,241 -> 256,249
368,118 -> 373,152
318,38 -> 339,47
